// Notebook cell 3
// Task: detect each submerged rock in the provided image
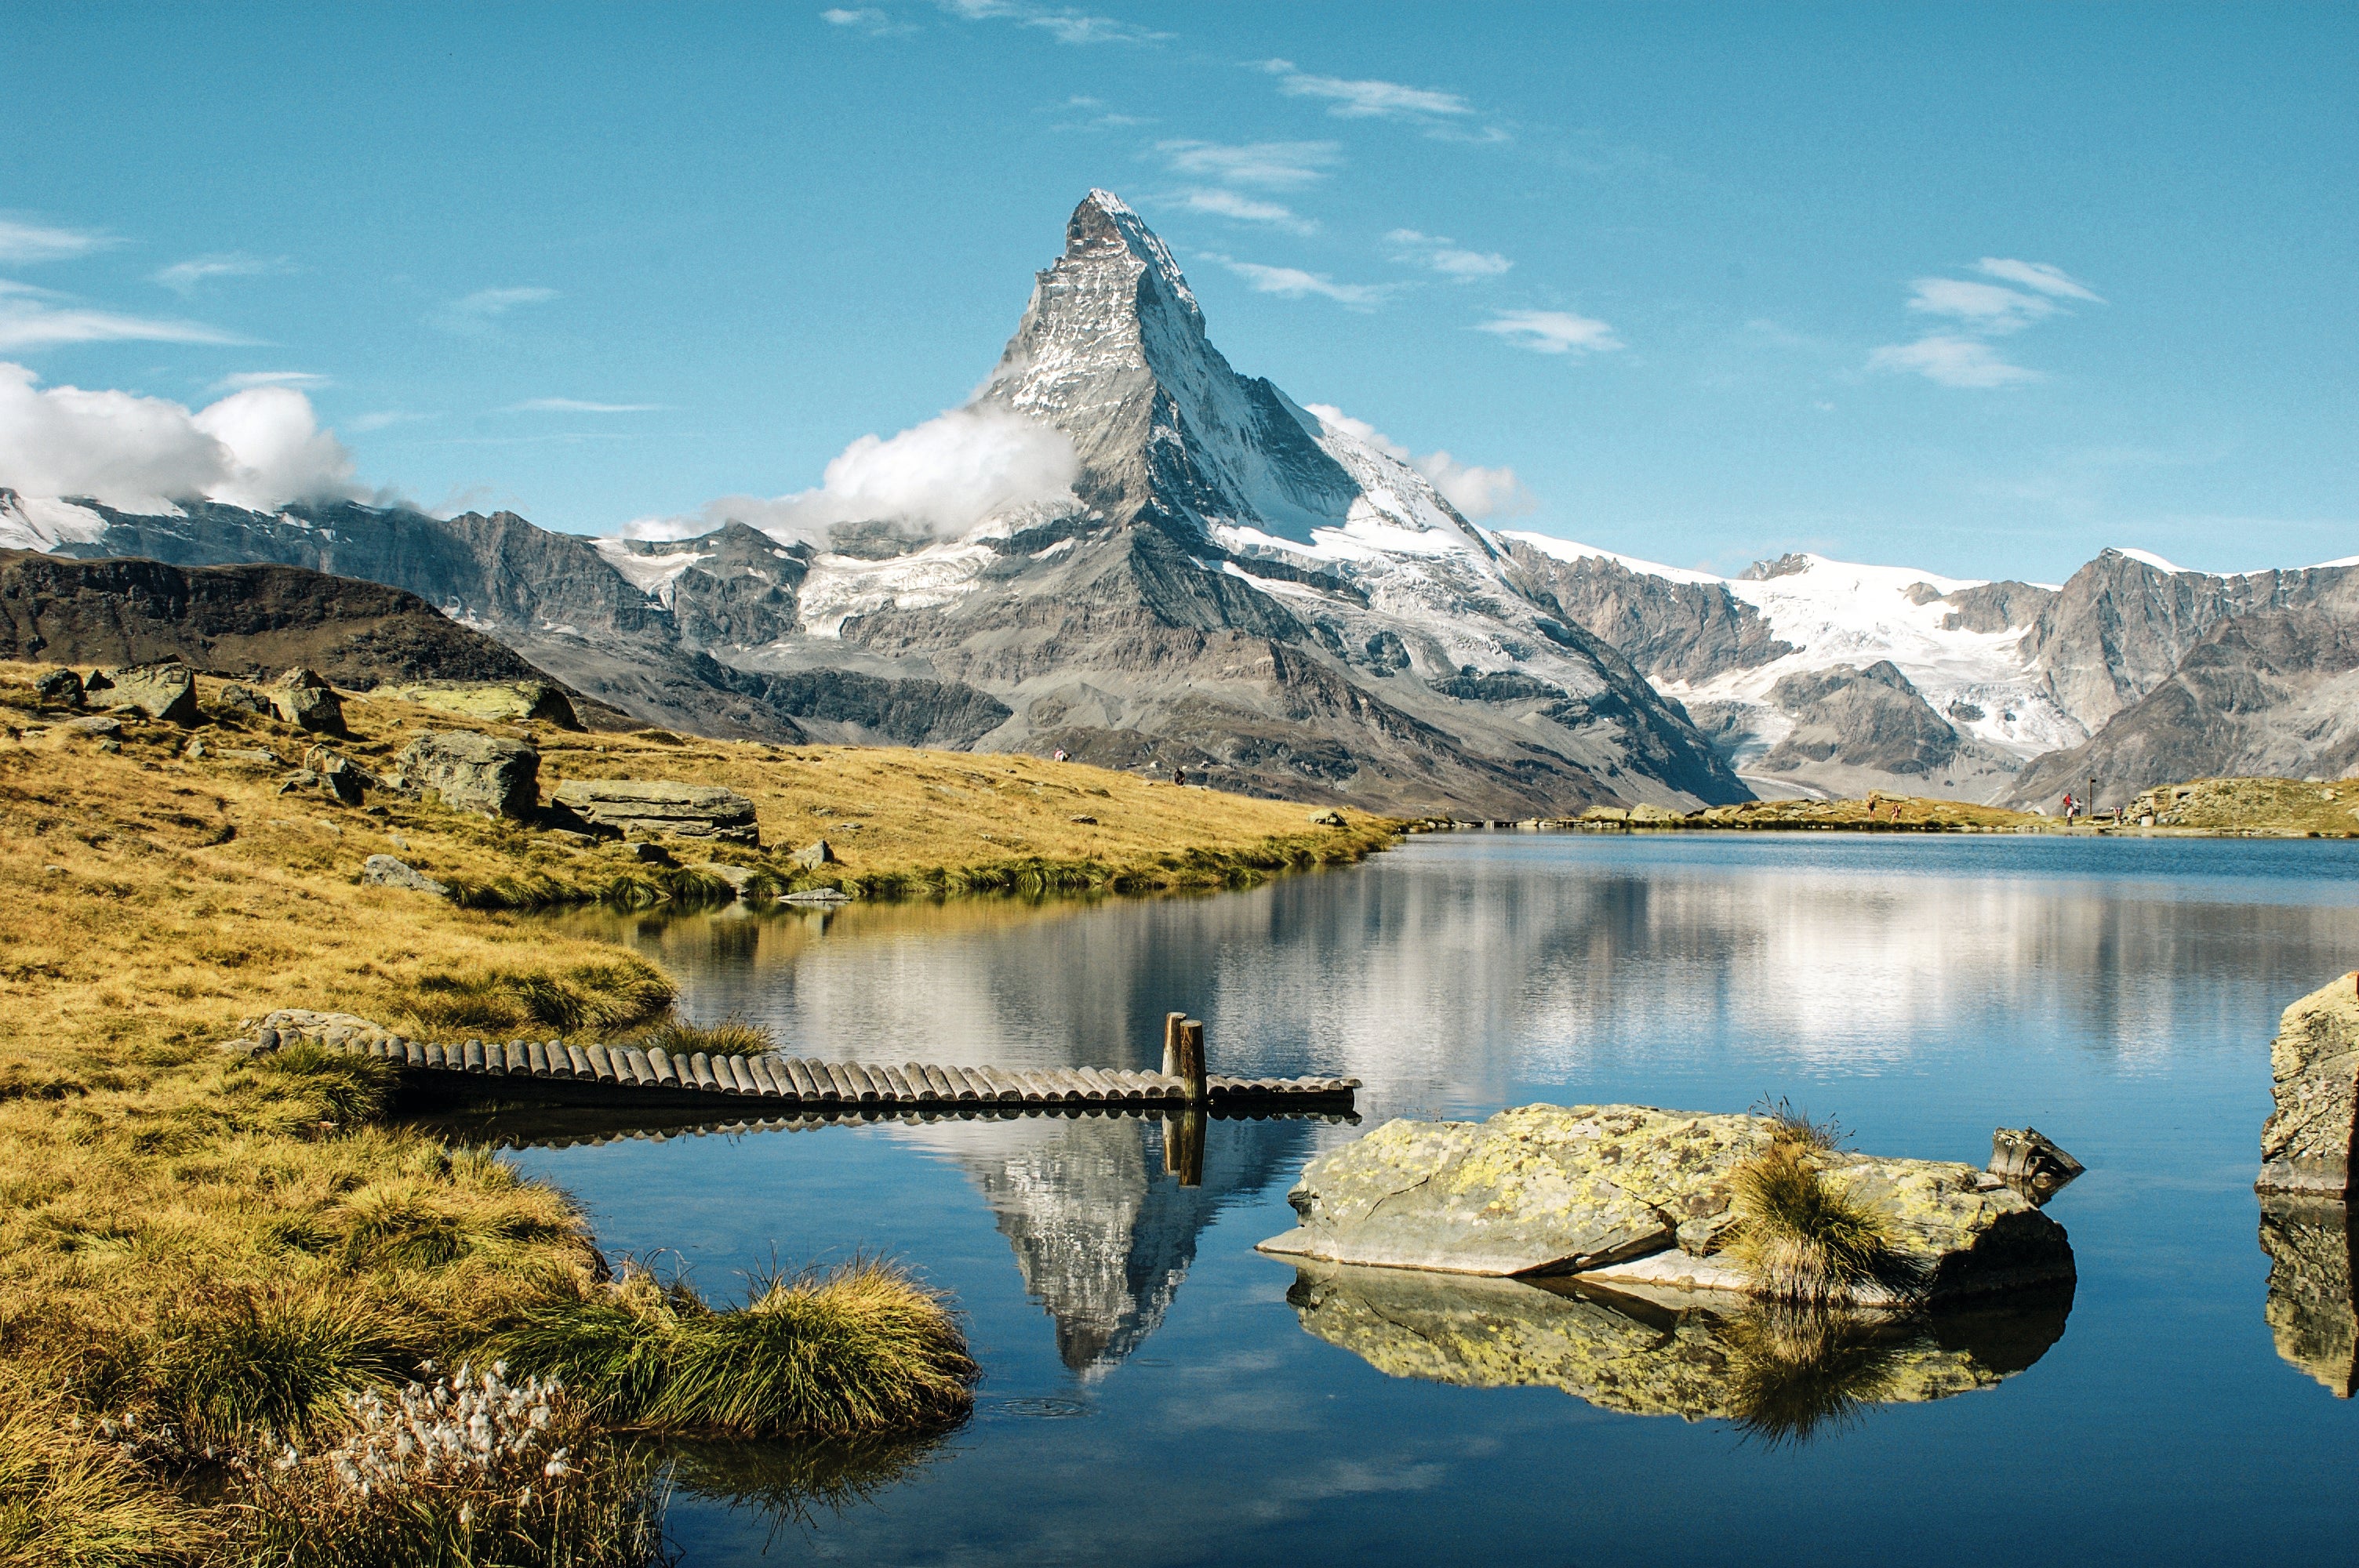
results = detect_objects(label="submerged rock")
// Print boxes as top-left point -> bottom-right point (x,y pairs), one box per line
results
1256,1103 -> 2075,1301
1285,1260 -> 2071,1431
2258,971 -> 2359,1198
550,779 -> 761,844
2259,1196 -> 2357,1397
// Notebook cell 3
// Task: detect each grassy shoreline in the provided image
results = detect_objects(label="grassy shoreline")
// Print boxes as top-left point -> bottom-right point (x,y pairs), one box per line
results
0,659 -> 1400,1563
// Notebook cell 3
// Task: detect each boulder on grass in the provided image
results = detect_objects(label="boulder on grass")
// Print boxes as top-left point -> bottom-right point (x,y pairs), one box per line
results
98,662 -> 200,724
380,680 -> 581,730
1257,1103 -> 2075,1303
790,839 -> 834,869
550,779 -> 760,844
398,731 -> 540,818
362,854 -> 448,897
32,667 -> 82,706
214,682 -> 271,717
2259,971 -> 2359,1197
271,669 -> 345,734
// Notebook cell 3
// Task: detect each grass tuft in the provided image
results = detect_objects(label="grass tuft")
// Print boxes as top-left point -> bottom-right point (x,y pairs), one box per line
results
636,1013 -> 775,1058
131,1287 -> 409,1449
1722,1140 -> 1904,1306
0,1399 -> 205,1566
489,1259 -> 978,1438
398,960 -> 674,1038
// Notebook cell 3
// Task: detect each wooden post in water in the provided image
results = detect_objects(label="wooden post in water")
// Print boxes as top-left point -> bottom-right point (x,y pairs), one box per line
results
1161,1011 -> 1187,1078
1176,1018 -> 1206,1102
1162,1106 -> 1205,1186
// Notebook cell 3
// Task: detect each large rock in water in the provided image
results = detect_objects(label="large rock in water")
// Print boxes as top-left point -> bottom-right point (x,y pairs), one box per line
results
1257,1104 -> 2074,1301
398,731 -> 540,818
2258,972 -> 2359,1197
1285,1261 -> 2071,1426
550,779 -> 760,844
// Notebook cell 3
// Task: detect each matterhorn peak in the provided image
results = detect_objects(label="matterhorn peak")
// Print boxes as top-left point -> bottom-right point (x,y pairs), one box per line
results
1068,188 -> 1200,328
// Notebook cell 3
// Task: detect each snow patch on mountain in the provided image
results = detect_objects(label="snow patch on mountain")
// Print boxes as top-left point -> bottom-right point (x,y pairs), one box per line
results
794,538 -> 998,637
0,491 -> 113,552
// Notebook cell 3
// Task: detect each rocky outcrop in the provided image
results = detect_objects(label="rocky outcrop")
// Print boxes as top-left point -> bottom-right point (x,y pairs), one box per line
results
1257,1105 -> 2075,1301
1286,1261 -> 2070,1427
2258,972 -> 2359,1197
550,779 -> 760,844
2008,601 -> 2359,809
398,731 -> 540,819
2259,1196 -> 2357,1397
1758,662 -> 1960,777
1499,542 -> 1794,687
96,662 -> 200,724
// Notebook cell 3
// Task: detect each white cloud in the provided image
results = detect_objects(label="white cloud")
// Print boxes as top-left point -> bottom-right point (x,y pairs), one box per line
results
1477,309 -> 1620,354
625,405 -> 1078,545
0,218 -> 113,264
430,286 -> 558,334
0,361 -> 360,512
1906,277 -> 2054,333
211,370 -> 331,393
934,1 -> 1167,45
820,6 -> 915,34
154,252 -> 289,296
506,397 -> 663,413
0,280 -> 249,352
1305,402 -> 1534,520
347,410 -> 426,433
1976,258 -> 2103,302
1176,189 -> 1312,233
1157,140 -> 1340,189
1201,255 -> 1390,310
1868,334 -> 2040,388
1387,228 -> 1510,280
1257,58 -> 1469,120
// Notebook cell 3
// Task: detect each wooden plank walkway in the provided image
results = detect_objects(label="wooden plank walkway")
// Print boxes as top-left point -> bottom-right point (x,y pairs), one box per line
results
271,1026 -> 1358,1112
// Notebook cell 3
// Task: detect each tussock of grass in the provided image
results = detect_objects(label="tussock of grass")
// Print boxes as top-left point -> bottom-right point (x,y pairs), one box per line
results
124,1288 -> 409,1450
0,1397 -> 205,1567
1723,1138 -> 1903,1306
637,1013 -> 775,1058
396,961 -> 674,1039
491,1260 -> 978,1439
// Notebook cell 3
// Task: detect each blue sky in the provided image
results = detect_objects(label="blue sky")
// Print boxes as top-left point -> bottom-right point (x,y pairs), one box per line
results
2,2 -> 2351,581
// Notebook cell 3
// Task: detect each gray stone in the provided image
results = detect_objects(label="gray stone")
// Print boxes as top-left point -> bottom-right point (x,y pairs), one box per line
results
99,662 -> 201,724
550,779 -> 760,844
1308,808 -> 1347,826
81,669 -> 113,693
32,666 -> 82,706
398,731 -> 540,818
215,682 -> 271,717
1258,1103 -> 2077,1301
277,666 -> 331,690
790,838 -> 835,869
780,887 -> 851,904
2259,971 -> 2359,1196
1989,1127 -> 2085,1198
62,715 -> 123,739
362,854 -> 449,897
272,681 -> 346,734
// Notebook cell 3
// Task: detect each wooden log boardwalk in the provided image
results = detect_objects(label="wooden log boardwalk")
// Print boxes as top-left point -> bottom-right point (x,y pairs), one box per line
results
251,1011 -> 1357,1116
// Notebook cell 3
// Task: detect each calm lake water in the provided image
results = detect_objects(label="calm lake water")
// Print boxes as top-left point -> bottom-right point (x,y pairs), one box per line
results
503,833 -> 2359,1566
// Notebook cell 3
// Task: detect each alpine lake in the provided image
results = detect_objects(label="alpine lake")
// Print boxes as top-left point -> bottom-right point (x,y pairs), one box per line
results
457,832 -> 2359,1565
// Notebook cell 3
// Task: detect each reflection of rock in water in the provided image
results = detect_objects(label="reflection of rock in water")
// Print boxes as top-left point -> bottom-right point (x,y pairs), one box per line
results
946,1116 -> 1314,1376
1286,1261 -> 2070,1437
2259,1196 -> 2358,1397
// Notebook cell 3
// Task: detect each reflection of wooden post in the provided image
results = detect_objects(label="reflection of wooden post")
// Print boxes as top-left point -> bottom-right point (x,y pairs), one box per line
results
1161,1011 -> 1186,1079
1163,1106 -> 1205,1187
1177,1018 -> 1205,1102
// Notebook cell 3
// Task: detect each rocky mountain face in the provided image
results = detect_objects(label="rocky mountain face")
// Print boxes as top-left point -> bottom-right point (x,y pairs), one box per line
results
1502,533 -> 2359,803
0,545 -> 619,708
0,195 -> 1747,816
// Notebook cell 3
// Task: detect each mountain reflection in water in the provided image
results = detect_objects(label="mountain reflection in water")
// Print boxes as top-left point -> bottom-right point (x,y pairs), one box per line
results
1287,1261 -> 2073,1439
894,1112 -> 1315,1375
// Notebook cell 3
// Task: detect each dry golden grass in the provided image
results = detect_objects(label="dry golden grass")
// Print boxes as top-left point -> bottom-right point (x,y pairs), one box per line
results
0,657 -> 1390,1559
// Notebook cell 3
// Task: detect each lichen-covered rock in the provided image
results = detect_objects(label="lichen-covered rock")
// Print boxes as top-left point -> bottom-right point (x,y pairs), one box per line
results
381,680 -> 580,730
2259,972 -> 2359,1197
1285,1260 -> 2070,1424
214,682 -> 271,717
2258,1196 -> 2357,1397
272,677 -> 346,734
551,779 -> 759,844
398,731 -> 540,818
98,662 -> 199,724
1258,1103 -> 2075,1300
